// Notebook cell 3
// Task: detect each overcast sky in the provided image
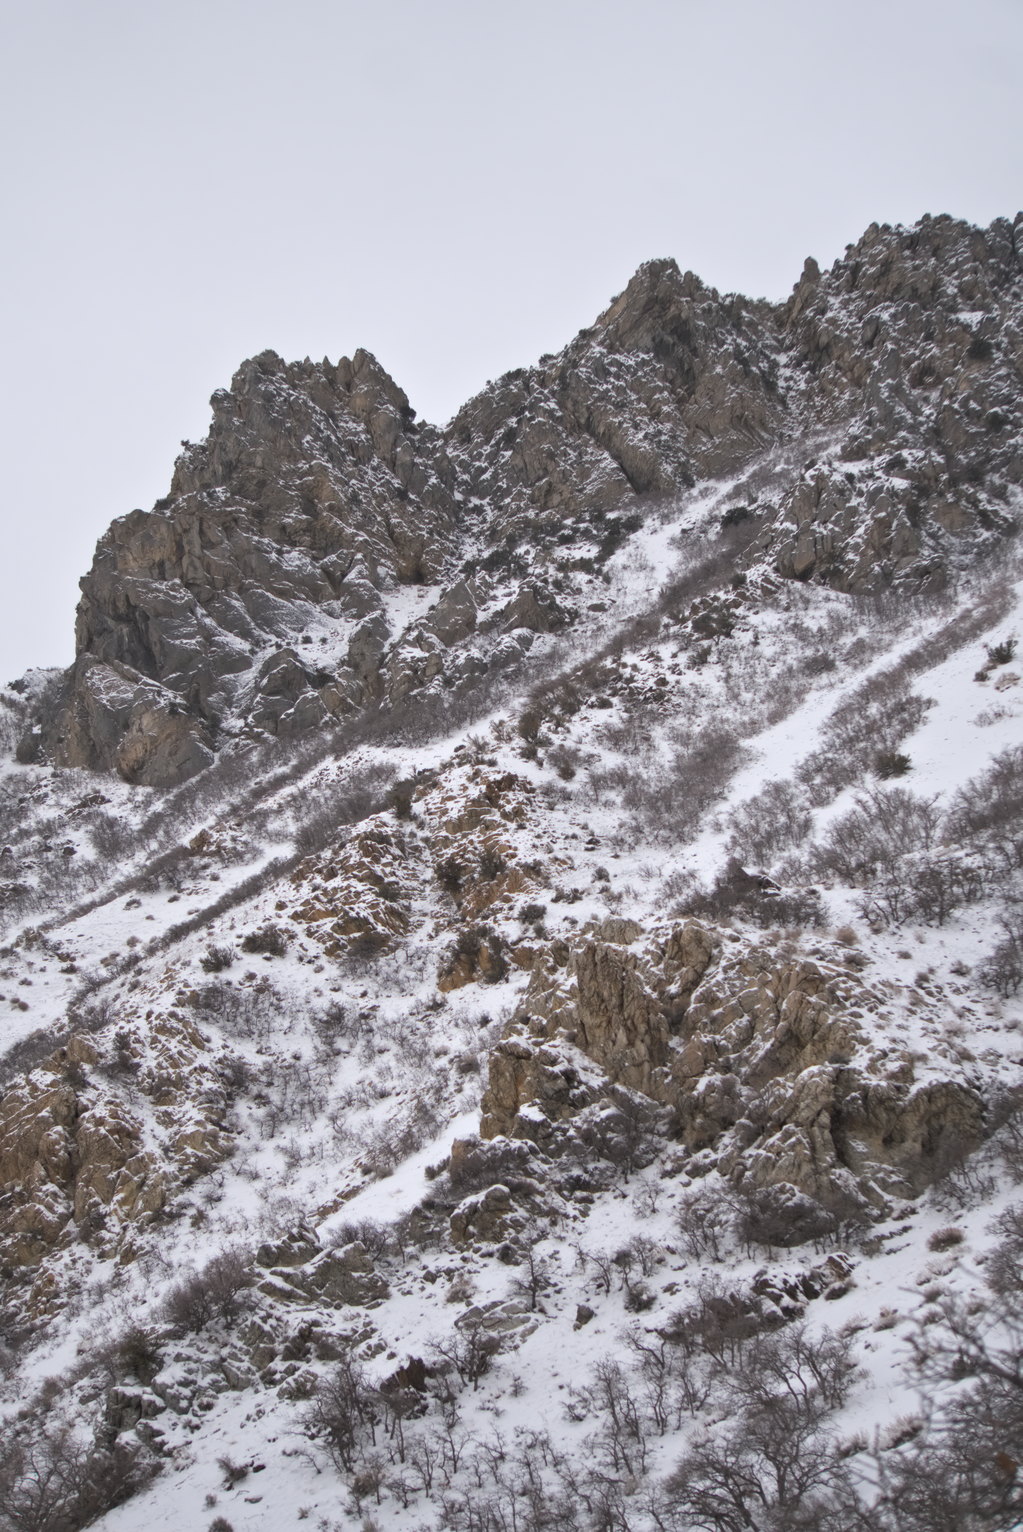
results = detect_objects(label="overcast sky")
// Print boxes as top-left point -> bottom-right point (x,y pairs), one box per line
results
1,0 -> 1020,680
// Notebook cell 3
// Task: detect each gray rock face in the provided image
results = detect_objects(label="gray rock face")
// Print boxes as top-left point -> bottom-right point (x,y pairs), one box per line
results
30,213 -> 1023,784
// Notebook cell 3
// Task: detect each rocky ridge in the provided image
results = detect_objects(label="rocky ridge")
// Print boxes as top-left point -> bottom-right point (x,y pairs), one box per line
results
25,212 -> 1023,786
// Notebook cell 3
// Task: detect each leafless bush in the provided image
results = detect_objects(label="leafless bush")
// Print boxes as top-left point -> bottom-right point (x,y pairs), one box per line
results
985,635 -> 1017,666
240,923 -> 289,957
330,1218 -> 391,1260
432,1323 -> 501,1392
0,1025 -> 65,1086
310,1000 -> 360,1051
728,1320 -> 860,1416
88,813 -> 138,861
883,1208 -> 1023,1530
89,1322 -> 164,1389
815,786 -> 942,885
658,1297 -> 864,1523
797,671 -> 934,806
684,858 -> 828,929
162,1249 -> 253,1333
567,1357 -> 650,1477
304,1348 -> 380,1473
216,1455 -> 249,1487
440,924 -> 507,984
676,1187 -> 733,1263
947,744 -> 1023,872
0,1422 -> 157,1532
293,767 -> 390,857
727,779 -> 813,866
730,1181 -> 843,1256
927,1226 -> 965,1253
663,1380 -> 858,1531
200,942 -> 236,973
875,749 -> 912,779
930,1131 -> 997,1212
664,1274 -> 787,1369
547,744 -> 582,780
188,979 -> 282,1041
572,1088 -> 668,1177
973,900 -> 1023,998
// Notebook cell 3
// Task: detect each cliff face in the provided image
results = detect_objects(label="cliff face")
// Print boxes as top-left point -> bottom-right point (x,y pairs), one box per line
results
32,213 -> 1023,785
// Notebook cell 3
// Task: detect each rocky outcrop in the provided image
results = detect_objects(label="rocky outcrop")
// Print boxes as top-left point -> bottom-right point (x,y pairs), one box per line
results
258,1241 -> 389,1308
766,214 -> 1023,588
291,820 -> 415,957
27,215 -> 1022,785
0,1016 -> 233,1300
480,918 -> 987,1205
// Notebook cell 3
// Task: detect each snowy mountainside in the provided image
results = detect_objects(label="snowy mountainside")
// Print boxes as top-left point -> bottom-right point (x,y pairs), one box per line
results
0,217 -> 1022,1532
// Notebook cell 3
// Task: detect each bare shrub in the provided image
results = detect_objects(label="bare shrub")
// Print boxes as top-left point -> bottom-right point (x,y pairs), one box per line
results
664,1275 -> 783,1368
518,901 -> 546,927
447,1135 -> 543,1198
884,1208 -> 1023,1530
304,1349 -> 379,1473
432,1323 -> 501,1391
985,636 -> 1017,666
797,672 -> 934,806
730,1180 -> 842,1256
946,744 -> 1023,871
566,1357 -> 649,1477
684,859 -> 828,929
89,813 -> 137,861
188,979 -> 282,1041
663,1371 -> 858,1531
572,1088 -> 667,1178
293,767 -> 388,857
815,786 -> 941,884
162,1249 -> 253,1333
875,750 -> 912,779
729,1320 -> 860,1416
386,778 -> 417,819
0,1423 -> 157,1532
93,1323 -> 163,1387
310,1000 -> 360,1051
200,942 -> 235,973
330,1218 -> 391,1260
727,779 -> 813,866
216,1456 -> 249,1487
441,924 -> 507,984
979,907 -> 1023,997
676,1187 -> 733,1263
240,924 -> 289,957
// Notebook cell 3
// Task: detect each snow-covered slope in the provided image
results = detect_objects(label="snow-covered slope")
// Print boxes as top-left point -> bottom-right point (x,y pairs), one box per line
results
2,218 -> 1023,1532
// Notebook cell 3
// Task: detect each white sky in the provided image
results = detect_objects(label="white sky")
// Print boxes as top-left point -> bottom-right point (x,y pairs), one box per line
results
1,0 -> 1020,681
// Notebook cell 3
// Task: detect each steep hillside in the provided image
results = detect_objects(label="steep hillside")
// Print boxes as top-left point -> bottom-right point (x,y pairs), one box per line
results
1,215 -> 1022,1532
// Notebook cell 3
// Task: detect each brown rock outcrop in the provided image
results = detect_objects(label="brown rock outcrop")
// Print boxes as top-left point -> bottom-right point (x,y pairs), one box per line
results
291,820 -> 414,956
0,1013 -> 233,1291
480,918 -> 987,1204
0,1047 -> 166,1271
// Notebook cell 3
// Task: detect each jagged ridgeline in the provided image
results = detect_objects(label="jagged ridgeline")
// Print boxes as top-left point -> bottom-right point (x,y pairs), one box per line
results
21,212 -> 1023,786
